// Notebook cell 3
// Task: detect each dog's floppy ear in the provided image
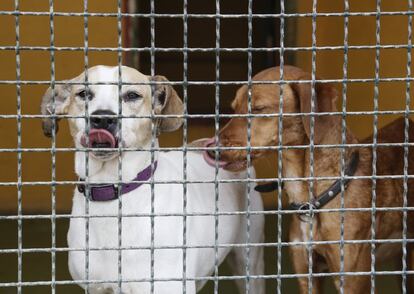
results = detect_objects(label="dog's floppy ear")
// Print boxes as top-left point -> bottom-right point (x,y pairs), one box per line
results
290,73 -> 338,143
151,75 -> 184,133
40,83 -> 71,137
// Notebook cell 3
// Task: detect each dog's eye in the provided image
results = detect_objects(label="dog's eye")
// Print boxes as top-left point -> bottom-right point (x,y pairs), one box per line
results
252,106 -> 266,113
124,91 -> 142,102
76,89 -> 93,100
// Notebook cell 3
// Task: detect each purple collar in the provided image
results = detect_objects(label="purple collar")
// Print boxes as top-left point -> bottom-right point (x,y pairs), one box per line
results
77,162 -> 158,201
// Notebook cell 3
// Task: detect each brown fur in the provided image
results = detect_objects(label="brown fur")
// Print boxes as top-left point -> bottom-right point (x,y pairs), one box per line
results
218,66 -> 414,292
150,75 -> 184,133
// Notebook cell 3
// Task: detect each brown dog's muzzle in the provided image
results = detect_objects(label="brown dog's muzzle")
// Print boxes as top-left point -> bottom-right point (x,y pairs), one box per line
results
215,139 -> 247,162
201,118 -> 254,171
218,118 -> 249,159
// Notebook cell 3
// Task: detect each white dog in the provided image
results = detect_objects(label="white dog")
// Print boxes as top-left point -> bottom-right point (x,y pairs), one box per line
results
40,66 -> 265,293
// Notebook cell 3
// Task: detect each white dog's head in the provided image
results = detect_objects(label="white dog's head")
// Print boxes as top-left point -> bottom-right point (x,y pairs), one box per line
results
40,65 -> 183,160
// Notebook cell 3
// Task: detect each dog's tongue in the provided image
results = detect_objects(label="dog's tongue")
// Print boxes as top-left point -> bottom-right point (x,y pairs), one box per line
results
81,129 -> 116,148
200,137 -> 228,168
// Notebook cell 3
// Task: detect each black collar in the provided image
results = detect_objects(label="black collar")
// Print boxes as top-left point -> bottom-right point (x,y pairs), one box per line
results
254,180 -> 283,193
289,151 -> 359,214
255,151 -> 360,219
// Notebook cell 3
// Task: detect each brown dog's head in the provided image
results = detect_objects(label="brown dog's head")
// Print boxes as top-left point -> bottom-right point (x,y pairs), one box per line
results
204,66 -> 338,171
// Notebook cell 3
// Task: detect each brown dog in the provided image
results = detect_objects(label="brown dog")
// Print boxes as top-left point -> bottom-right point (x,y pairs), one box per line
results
205,66 -> 414,292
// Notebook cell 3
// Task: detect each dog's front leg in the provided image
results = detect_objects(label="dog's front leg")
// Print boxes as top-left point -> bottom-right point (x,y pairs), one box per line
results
323,242 -> 372,293
289,216 -> 323,294
111,281 -> 196,294
88,287 -> 113,294
153,281 -> 196,294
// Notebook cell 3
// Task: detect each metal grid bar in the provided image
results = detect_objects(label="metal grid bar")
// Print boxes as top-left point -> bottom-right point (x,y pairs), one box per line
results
5,207 -> 414,220
82,0 -> 91,292
116,1 -> 124,293
6,174 -> 414,187
2,269 -> 414,288
5,173 -> 414,186
3,268 -> 414,289
182,0 -> 189,293
246,1 -> 253,292
14,0 -> 22,293
339,1 -> 349,292
307,1 -> 317,291
370,1 -> 381,292
402,1 -> 413,293
2,11 -> 414,17
4,110 -> 414,120
149,1 -> 156,293
2,45 -> 414,52
277,0 -> 285,292
3,236 -> 414,253
4,77 -> 414,85
213,0 -> 220,292
48,0 -> 57,293
1,1 -> 413,293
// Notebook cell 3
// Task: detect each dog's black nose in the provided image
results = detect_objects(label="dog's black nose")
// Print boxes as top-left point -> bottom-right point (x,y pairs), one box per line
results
90,110 -> 118,131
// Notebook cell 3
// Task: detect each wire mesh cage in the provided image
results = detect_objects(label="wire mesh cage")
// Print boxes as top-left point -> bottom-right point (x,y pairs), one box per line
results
1,0 -> 414,293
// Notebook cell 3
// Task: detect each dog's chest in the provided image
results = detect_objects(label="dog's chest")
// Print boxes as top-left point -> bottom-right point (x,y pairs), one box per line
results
67,189 -> 184,289
66,151 -> 253,292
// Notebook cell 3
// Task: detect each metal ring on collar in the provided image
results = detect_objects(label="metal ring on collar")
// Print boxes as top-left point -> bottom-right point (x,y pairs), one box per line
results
297,202 -> 316,222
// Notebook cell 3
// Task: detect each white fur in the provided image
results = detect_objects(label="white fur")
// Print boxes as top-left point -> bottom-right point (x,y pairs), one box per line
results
60,66 -> 265,293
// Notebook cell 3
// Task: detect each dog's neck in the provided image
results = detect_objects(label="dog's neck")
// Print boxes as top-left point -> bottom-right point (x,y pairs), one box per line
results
74,140 -> 159,184
281,117 -> 357,204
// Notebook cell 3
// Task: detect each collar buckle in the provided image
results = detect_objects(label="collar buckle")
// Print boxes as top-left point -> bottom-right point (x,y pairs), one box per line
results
77,182 -> 119,201
288,151 -> 359,222
85,184 -> 119,201
291,202 -> 317,222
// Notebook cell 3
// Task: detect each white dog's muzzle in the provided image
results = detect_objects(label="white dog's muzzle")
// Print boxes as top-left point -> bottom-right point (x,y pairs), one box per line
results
80,110 -> 120,159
